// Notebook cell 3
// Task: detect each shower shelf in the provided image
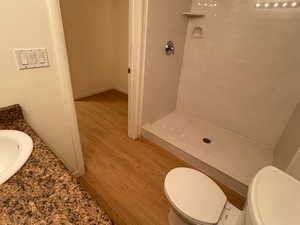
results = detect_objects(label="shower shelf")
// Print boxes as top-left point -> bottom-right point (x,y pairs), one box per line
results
182,12 -> 205,17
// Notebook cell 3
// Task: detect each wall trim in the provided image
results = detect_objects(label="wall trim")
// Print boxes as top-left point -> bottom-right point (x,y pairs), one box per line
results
46,0 -> 85,175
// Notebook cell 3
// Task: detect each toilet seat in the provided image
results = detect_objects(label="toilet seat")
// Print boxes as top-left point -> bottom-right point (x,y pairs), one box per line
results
164,168 -> 227,225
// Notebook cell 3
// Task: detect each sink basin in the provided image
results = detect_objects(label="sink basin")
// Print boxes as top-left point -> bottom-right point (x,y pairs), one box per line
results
0,130 -> 33,184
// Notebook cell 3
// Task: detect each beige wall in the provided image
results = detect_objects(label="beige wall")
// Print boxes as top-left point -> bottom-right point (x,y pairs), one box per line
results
60,0 -> 114,99
143,0 -> 191,123
0,0 -> 82,172
112,0 -> 129,94
60,0 -> 128,99
176,0 -> 300,148
274,102 -> 300,171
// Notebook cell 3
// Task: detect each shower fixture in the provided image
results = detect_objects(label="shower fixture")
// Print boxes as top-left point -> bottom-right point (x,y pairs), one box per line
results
165,41 -> 175,55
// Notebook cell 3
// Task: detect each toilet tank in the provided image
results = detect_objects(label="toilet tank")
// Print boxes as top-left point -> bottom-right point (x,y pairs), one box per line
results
246,166 -> 300,225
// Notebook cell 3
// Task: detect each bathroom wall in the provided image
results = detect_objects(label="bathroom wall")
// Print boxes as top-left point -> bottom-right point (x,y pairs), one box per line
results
176,0 -> 300,148
143,0 -> 191,123
274,102 -> 300,171
60,0 -> 114,99
112,0 -> 129,94
0,0 -> 82,172
60,0 -> 128,99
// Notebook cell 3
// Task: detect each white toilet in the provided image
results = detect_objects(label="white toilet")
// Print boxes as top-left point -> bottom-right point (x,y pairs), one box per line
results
164,166 -> 300,225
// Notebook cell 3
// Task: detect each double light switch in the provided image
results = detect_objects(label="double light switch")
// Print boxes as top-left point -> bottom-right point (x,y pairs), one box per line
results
15,48 -> 49,70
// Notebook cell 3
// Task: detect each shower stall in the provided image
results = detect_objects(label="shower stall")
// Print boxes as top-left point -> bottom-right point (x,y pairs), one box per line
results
141,0 -> 300,195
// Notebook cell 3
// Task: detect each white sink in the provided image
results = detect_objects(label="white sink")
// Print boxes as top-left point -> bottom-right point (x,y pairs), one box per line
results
0,130 -> 33,184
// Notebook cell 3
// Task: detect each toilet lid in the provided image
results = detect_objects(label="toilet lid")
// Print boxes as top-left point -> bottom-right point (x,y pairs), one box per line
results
164,168 -> 227,224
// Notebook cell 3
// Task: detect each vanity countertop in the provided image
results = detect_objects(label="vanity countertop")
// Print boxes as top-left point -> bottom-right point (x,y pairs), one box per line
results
0,105 -> 112,225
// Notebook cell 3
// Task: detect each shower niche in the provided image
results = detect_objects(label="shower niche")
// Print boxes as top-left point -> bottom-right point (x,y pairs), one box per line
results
192,26 -> 203,38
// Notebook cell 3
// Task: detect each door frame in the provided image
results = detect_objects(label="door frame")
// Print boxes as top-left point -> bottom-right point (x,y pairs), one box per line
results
128,0 -> 148,139
47,0 -> 85,176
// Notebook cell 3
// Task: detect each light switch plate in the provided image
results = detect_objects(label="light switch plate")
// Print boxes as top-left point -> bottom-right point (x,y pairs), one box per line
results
14,48 -> 49,70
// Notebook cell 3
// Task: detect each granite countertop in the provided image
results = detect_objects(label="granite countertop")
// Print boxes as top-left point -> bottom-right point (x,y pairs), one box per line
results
0,105 -> 112,225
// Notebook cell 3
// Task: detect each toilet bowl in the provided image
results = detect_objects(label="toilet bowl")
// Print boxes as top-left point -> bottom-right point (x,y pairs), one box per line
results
164,167 -> 237,225
164,166 -> 300,225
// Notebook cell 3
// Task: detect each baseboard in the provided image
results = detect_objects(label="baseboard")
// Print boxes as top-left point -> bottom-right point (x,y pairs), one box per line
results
113,88 -> 128,95
74,88 -> 112,100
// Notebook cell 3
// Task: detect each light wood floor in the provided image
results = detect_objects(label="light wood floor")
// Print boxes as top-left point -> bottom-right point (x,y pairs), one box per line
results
75,90 -> 246,225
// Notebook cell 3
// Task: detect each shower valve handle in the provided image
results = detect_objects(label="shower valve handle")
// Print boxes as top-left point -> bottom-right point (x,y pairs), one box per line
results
165,41 -> 175,55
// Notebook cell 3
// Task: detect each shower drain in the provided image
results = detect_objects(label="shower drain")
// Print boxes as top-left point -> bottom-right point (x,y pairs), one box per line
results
202,138 -> 212,144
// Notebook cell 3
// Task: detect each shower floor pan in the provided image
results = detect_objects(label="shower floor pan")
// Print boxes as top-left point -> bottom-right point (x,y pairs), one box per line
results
142,111 -> 274,196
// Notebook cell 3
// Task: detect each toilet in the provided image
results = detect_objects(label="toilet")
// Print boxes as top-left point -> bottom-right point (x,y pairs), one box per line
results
164,166 -> 300,225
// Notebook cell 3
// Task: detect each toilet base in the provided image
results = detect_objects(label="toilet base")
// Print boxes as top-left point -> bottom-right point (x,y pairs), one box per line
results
168,209 -> 194,225
168,203 -> 244,225
217,202 -> 244,225
168,209 -> 211,225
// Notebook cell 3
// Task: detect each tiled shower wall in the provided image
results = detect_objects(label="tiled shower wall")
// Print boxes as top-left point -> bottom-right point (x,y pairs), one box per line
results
177,0 -> 300,148
143,0 -> 191,123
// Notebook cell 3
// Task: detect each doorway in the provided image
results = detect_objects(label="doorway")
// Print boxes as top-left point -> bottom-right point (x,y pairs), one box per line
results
59,0 -> 135,171
59,0 -> 132,173
59,0 -> 147,145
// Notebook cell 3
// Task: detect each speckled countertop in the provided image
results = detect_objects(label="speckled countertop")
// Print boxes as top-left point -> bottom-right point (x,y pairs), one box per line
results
0,105 -> 112,225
